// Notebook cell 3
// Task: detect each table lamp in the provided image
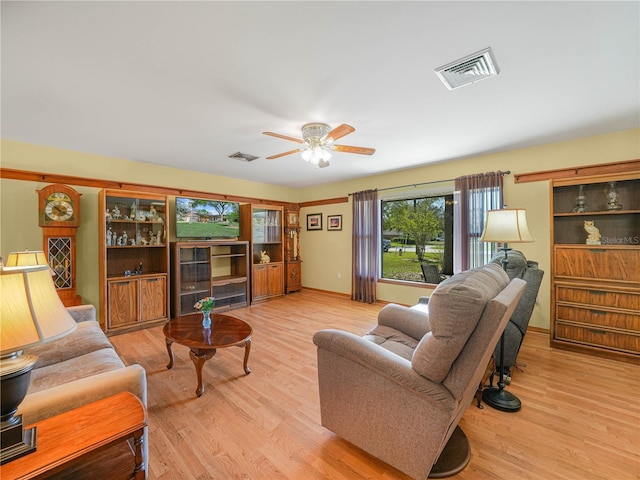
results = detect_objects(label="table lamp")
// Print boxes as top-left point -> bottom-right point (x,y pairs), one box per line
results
0,252 -> 77,464
480,209 -> 533,412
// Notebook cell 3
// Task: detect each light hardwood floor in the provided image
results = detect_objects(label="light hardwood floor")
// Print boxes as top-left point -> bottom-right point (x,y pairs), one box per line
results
109,290 -> 640,480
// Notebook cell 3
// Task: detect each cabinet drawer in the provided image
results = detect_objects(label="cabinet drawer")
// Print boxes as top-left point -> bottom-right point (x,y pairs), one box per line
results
556,305 -> 640,331
555,323 -> 640,354
554,247 -> 640,283
556,286 -> 640,310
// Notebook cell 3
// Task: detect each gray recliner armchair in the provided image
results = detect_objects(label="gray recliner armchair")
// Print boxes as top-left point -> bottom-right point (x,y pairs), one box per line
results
313,264 -> 526,479
489,250 -> 544,379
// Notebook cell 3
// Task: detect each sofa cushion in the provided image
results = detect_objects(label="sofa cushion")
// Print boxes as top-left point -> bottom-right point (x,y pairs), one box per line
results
26,321 -> 114,369
364,325 -> 420,361
411,263 -> 509,383
28,348 -> 126,394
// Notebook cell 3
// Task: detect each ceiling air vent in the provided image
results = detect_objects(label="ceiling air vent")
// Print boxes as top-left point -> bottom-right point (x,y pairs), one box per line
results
435,47 -> 499,90
229,152 -> 259,162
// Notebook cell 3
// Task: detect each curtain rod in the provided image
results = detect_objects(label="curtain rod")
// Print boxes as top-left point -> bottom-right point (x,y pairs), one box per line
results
348,170 -> 511,196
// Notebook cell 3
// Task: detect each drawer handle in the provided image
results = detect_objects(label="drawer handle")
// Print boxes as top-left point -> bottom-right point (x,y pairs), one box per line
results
116,281 -> 130,286
588,328 -> 606,335
589,248 -> 606,253
588,290 -> 606,295
147,278 -> 158,282
589,309 -> 606,315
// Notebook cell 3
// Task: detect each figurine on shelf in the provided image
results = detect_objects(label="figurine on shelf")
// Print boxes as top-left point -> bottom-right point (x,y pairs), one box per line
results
260,250 -> 270,264
105,208 -> 112,220
112,205 -> 121,220
584,220 -> 602,245
130,202 -> 137,220
122,231 -> 128,246
155,230 -> 163,245
106,227 -> 113,246
116,235 -> 123,246
606,182 -> 623,210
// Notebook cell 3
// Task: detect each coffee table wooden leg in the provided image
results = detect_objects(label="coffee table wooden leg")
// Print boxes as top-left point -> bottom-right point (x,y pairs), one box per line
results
165,338 -> 174,370
189,349 -> 216,397
242,339 -> 251,375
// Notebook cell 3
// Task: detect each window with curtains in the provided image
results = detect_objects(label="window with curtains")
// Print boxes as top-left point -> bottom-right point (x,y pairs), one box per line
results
453,171 -> 504,273
380,194 -> 453,283
378,172 -> 504,284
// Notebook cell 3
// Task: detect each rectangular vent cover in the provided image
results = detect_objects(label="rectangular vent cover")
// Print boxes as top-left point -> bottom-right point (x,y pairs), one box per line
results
229,152 -> 259,162
435,47 -> 499,90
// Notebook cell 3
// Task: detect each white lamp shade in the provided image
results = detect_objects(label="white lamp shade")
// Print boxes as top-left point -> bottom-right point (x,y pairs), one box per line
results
4,251 -> 48,269
481,209 -> 534,243
0,265 -> 77,356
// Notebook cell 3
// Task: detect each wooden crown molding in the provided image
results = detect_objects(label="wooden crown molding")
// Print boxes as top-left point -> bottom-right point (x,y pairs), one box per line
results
514,159 -> 640,183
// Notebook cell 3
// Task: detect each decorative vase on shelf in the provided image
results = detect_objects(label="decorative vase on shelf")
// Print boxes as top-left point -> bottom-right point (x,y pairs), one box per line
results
606,182 -> 623,210
201,310 -> 212,328
573,184 -> 588,213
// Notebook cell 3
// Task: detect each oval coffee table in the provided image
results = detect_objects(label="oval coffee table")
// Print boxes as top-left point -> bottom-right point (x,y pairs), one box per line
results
163,313 -> 252,397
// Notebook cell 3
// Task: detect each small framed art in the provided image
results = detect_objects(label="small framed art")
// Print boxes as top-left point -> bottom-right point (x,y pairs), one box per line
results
307,213 -> 322,231
327,215 -> 342,231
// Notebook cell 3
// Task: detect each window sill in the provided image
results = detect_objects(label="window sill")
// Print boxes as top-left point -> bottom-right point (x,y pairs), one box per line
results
378,278 -> 438,288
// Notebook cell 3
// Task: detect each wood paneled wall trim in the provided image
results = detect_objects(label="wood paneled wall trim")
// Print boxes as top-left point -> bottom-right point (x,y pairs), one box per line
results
514,158 -> 640,183
0,168 -> 293,207
299,196 -> 349,208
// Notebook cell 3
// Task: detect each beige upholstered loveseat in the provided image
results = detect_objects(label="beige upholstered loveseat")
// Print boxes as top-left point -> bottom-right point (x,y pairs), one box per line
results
313,263 -> 526,479
18,304 -> 148,476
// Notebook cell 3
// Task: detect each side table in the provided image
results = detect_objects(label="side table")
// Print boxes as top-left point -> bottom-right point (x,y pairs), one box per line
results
1,392 -> 147,480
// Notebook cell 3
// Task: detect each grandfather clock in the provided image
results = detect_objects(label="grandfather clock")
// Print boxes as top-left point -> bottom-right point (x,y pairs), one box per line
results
37,184 -> 82,306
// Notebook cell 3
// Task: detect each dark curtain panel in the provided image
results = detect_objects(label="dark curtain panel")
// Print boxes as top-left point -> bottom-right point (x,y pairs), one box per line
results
454,171 -> 504,272
351,189 -> 379,303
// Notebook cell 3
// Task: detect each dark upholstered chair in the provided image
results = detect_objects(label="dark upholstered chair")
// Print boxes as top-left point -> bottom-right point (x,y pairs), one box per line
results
489,250 -> 544,378
421,263 -> 442,284
313,264 -> 526,479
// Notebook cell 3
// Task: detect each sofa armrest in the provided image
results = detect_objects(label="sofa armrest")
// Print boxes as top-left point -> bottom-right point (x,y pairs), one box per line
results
313,329 -> 452,403
376,304 -> 431,341
19,364 -> 147,425
66,304 -> 96,323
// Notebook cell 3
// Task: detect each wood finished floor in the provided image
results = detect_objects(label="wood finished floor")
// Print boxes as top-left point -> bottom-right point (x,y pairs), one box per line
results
109,290 -> 640,480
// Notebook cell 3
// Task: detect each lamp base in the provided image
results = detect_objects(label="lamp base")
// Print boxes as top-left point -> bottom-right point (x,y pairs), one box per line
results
1,423 -> 37,464
482,386 -> 521,412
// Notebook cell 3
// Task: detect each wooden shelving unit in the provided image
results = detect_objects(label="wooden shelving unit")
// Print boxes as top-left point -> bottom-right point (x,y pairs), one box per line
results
240,204 -> 284,302
284,207 -> 302,293
99,190 -> 169,334
171,240 -> 249,317
550,171 -> 640,364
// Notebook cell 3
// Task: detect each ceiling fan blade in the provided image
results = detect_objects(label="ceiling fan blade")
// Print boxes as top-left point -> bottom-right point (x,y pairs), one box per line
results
333,145 -> 376,155
326,124 -> 355,142
266,148 -> 303,160
263,131 -> 305,144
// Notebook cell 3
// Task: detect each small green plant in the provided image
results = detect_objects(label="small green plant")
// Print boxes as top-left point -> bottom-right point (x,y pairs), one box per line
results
194,296 -> 215,312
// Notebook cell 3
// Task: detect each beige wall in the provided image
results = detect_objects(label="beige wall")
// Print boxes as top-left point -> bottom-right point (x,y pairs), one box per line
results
2,129 -> 639,330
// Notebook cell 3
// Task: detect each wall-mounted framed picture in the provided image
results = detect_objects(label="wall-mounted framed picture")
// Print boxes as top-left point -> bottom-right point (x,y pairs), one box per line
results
327,215 -> 342,231
307,213 -> 322,231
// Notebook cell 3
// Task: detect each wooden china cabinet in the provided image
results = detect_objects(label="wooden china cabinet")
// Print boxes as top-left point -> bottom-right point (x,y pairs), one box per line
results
240,204 -> 284,302
284,207 -> 302,293
99,190 -> 170,334
550,171 -> 640,364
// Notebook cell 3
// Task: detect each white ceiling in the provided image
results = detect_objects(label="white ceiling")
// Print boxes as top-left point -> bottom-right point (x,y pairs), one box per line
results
2,1 -> 639,189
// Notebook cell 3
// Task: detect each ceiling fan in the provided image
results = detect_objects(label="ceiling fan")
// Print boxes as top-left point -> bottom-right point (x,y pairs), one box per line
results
263,123 -> 375,168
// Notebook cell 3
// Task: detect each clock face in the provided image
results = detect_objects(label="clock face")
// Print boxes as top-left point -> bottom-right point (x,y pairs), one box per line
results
38,185 -> 80,227
45,199 -> 74,221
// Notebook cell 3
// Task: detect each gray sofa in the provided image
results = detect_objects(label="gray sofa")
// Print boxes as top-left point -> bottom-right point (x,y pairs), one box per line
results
313,263 -> 526,479
18,304 -> 148,476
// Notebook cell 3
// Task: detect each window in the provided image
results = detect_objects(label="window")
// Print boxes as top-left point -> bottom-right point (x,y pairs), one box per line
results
381,193 -> 453,283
